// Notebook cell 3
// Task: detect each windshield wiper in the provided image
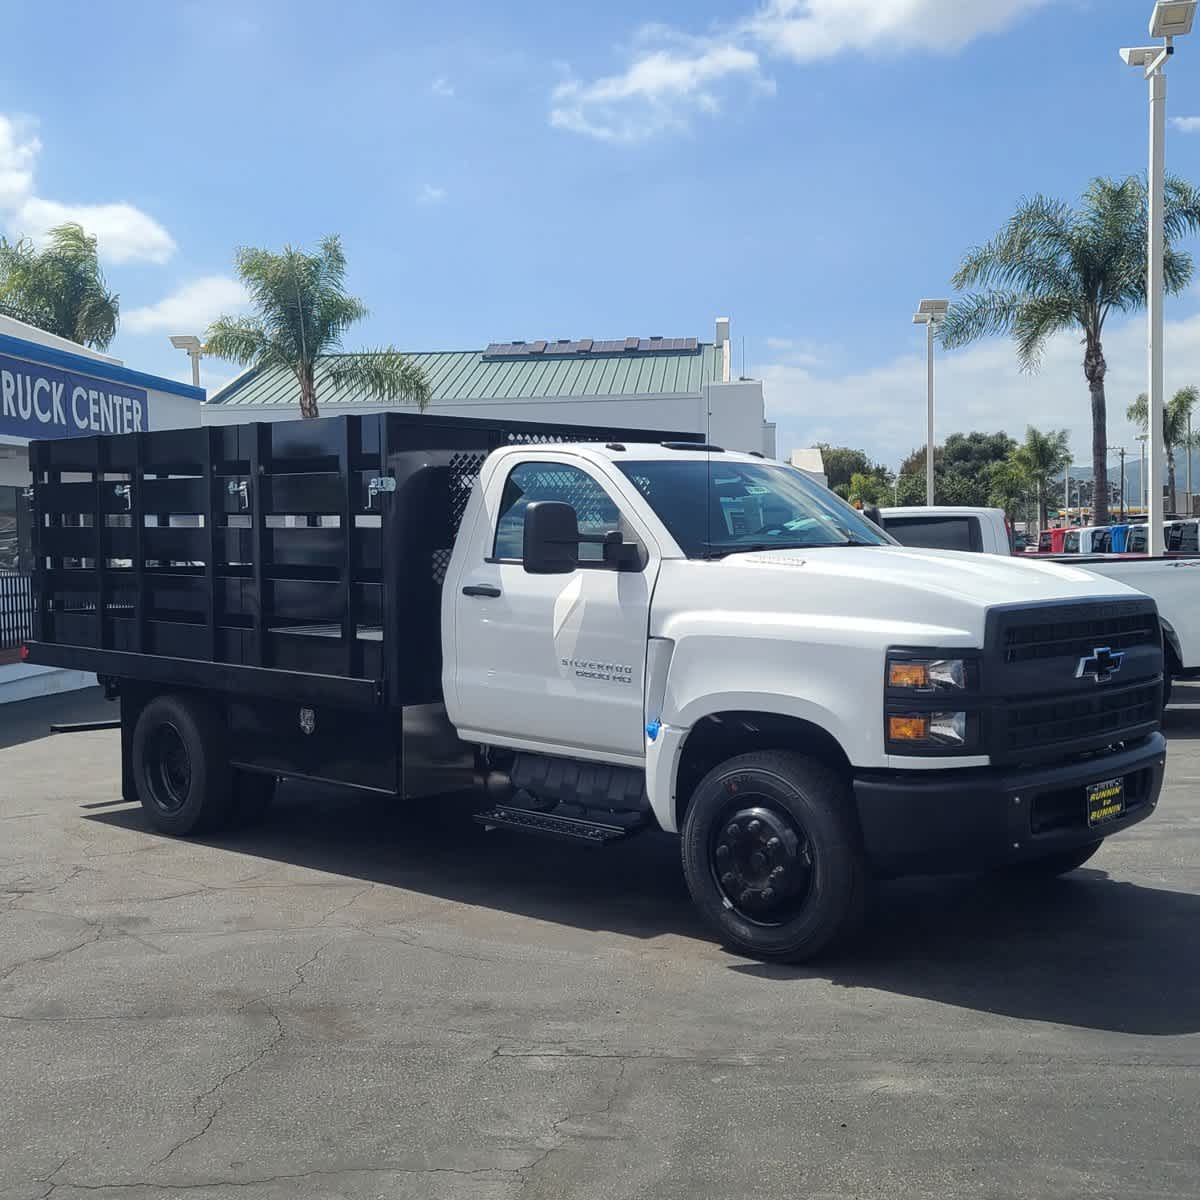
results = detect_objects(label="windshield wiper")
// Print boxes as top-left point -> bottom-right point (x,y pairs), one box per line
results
700,541 -> 836,559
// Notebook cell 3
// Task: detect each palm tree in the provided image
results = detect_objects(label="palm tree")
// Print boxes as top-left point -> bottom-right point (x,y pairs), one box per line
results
1012,426 -> 1071,533
941,176 -> 1200,526
205,235 -> 429,419
0,223 -> 119,349
1127,385 -> 1198,514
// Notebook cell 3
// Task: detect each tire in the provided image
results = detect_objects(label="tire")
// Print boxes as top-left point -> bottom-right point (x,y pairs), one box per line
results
231,771 -> 277,828
681,751 -> 867,962
1003,840 -> 1102,879
131,693 -> 232,836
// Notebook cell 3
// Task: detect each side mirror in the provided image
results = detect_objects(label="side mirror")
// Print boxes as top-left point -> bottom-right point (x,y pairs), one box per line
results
601,530 -> 641,570
523,501 -> 579,574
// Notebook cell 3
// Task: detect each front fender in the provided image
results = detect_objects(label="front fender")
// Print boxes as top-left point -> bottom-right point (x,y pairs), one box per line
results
644,690 -> 854,834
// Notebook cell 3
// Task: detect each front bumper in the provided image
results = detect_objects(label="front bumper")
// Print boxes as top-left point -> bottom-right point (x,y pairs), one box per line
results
853,732 -> 1166,876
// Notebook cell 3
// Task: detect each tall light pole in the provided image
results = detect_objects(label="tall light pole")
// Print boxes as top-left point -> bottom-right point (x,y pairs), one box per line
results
1138,433 -> 1149,511
169,334 -> 204,388
1109,444 -> 1128,520
1187,408 -> 1194,515
1122,1 -> 1196,553
913,299 -> 948,506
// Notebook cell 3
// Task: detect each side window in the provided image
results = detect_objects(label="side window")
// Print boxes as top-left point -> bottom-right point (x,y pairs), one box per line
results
1064,531 -> 1079,553
493,462 -> 626,564
883,515 -> 982,553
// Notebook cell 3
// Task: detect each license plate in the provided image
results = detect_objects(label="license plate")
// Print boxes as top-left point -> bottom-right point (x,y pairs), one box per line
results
1086,777 -> 1126,827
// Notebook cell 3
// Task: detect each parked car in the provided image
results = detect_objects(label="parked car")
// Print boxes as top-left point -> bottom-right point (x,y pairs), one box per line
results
877,506 -> 1013,554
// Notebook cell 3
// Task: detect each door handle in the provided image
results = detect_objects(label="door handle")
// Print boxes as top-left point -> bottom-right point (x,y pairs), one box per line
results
462,584 -> 502,598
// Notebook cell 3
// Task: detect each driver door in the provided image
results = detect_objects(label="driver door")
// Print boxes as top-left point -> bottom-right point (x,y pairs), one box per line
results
453,458 -> 655,761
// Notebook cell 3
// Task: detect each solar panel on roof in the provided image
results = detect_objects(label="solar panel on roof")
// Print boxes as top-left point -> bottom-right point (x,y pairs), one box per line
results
480,336 -> 702,360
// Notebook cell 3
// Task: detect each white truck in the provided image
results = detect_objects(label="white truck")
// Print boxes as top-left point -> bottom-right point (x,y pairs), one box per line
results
879,505 -> 1200,702
25,416 -> 1168,962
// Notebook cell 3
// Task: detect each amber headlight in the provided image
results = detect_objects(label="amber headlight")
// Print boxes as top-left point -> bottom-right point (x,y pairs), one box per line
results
885,651 -> 980,753
886,657 -> 967,692
887,712 -> 968,747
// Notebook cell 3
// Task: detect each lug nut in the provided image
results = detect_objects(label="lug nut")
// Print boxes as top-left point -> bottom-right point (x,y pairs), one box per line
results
715,845 -> 730,863
721,872 -> 737,887
762,887 -> 775,902
747,819 -> 762,835
726,822 -> 741,838
767,836 -> 781,850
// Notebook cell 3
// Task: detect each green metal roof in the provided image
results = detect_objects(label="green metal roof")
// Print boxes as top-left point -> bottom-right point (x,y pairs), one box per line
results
206,341 -> 724,407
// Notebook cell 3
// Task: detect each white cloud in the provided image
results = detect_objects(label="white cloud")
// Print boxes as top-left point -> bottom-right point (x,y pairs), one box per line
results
764,309 -> 1200,470
0,113 -> 175,264
551,43 -> 769,143
743,0 -> 1055,62
1171,116 -> 1200,133
416,183 -> 447,205
122,276 -> 248,335
551,0 -> 1054,141
432,77 -> 455,97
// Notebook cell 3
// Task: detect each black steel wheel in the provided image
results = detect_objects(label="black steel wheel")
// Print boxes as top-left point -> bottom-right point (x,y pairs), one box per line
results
143,722 -> 192,815
710,803 -> 814,927
681,751 -> 866,962
131,693 -> 232,836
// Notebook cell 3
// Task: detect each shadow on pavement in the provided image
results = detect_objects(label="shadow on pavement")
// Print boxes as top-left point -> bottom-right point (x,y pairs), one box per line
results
88,774 -> 1200,1037
0,686 -> 113,751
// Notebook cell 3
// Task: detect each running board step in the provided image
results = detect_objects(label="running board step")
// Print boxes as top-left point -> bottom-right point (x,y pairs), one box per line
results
473,806 -> 642,846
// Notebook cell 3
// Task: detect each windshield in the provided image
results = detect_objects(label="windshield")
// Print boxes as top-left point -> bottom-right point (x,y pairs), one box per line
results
615,459 -> 893,558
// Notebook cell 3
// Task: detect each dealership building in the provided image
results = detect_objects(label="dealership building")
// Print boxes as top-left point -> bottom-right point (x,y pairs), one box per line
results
0,314 -> 205,700
203,318 -> 776,456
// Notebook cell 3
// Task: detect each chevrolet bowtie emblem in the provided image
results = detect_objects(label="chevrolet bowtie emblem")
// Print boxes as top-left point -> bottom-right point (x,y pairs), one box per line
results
1076,646 -> 1125,684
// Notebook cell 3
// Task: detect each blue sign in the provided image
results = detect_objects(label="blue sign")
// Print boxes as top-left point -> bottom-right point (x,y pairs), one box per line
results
0,351 -> 150,441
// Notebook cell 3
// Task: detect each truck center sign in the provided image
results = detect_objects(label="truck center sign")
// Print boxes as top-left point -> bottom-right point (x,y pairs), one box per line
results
0,351 -> 149,441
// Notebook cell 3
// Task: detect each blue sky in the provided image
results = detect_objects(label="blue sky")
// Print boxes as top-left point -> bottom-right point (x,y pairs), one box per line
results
4,0 -> 1200,471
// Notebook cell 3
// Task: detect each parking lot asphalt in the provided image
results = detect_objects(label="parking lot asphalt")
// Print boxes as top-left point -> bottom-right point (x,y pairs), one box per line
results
1,687 -> 1198,1200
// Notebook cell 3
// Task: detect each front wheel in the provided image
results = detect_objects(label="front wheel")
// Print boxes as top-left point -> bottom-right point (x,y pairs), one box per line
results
681,751 -> 866,962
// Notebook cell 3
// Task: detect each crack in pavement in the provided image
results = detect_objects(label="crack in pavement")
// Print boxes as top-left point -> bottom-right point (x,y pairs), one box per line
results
516,1057 -> 631,1195
150,938 -> 336,1168
35,1163 -> 527,1194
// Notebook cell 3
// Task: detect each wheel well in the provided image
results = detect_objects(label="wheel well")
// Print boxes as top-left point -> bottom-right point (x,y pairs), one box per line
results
674,711 -> 851,828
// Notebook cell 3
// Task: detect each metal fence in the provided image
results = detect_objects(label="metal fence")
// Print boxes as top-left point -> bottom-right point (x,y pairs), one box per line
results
0,571 -> 33,653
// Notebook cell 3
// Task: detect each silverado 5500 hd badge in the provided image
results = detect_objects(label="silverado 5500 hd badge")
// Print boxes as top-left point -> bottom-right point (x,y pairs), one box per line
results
562,658 -> 634,684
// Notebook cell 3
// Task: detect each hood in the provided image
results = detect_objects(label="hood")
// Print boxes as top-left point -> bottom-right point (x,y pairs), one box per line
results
650,544 -> 1143,649
728,544 -> 1140,607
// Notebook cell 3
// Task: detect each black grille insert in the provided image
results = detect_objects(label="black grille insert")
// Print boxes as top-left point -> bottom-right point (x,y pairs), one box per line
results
1003,610 -> 1159,665
1030,767 -> 1155,834
1005,683 -> 1161,753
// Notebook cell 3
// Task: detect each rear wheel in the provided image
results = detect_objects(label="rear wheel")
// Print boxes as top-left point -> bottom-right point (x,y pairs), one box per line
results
681,751 -> 866,962
131,693 -> 231,836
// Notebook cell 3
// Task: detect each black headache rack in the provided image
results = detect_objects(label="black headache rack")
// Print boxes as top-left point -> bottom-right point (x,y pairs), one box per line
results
24,412 -> 702,709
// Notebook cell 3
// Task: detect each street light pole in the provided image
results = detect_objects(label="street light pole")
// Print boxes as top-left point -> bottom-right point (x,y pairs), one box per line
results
1122,2 -> 1197,552
1188,409 -> 1194,515
1109,445 -> 1127,520
1148,63 -> 1167,552
169,334 -> 204,388
912,299 -> 948,507
925,319 -> 935,506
